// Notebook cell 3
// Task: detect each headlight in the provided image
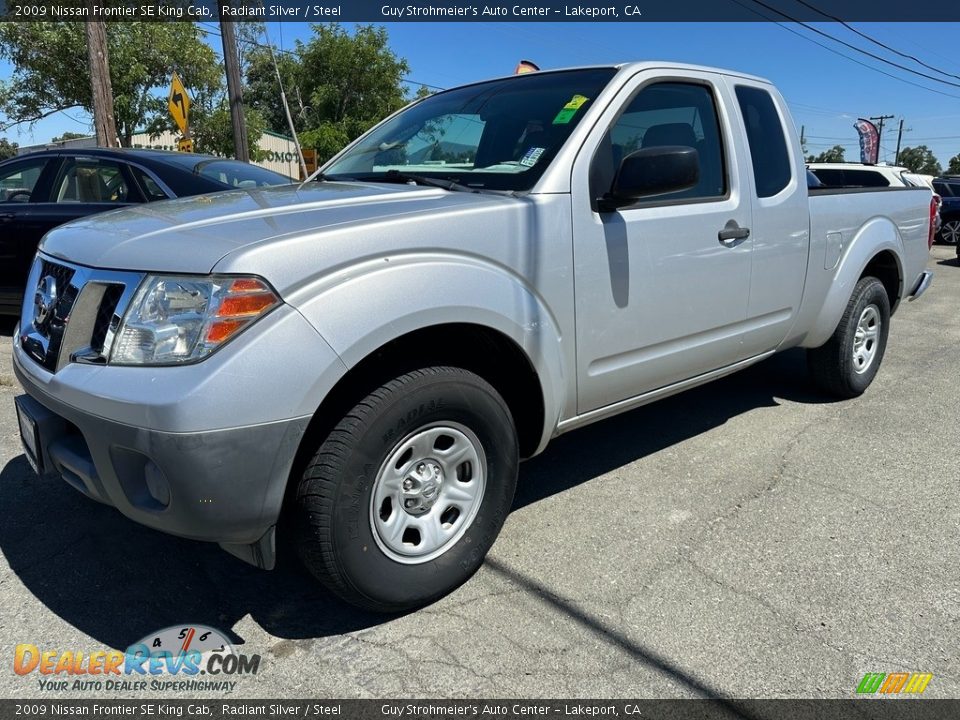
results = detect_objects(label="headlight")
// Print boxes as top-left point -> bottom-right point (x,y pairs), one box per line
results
111,275 -> 279,365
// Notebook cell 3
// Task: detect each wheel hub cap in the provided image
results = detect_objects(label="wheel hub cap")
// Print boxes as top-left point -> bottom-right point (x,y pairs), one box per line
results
370,423 -> 486,564
852,304 -> 880,375
401,462 -> 443,514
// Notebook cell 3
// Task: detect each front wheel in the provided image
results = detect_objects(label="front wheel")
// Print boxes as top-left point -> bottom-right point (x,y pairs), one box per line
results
807,276 -> 891,398
294,366 -> 518,612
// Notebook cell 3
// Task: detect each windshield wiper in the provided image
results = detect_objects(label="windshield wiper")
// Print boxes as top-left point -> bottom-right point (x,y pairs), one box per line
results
378,169 -> 480,194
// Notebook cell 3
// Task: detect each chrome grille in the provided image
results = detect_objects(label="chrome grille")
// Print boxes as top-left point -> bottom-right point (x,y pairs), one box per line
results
90,284 -> 125,353
19,254 -> 145,372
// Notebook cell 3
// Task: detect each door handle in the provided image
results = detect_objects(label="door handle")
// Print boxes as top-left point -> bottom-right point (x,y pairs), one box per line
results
0,213 -> 15,221
718,220 -> 750,245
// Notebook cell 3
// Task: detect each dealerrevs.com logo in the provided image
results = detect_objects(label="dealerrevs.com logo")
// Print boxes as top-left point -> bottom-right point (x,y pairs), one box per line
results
856,672 -> 933,696
13,624 -> 260,693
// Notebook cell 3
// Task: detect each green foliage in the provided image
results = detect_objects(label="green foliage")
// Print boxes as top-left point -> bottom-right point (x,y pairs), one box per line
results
244,45 -> 300,137
298,123 -> 352,165
0,22 -> 221,147
51,132 -> 89,142
0,137 -> 17,160
191,102 -> 268,161
246,23 -> 412,163
810,145 -> 846,163
947,153 -> 960,175
896,146 -> 942,176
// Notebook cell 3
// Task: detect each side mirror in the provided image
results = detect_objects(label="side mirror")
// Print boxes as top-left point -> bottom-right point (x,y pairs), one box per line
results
599,146 -> 699,211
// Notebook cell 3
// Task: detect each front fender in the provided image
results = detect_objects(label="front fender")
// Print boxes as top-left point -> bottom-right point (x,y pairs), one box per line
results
287,252 -> 568,454
804,217 -> 904,349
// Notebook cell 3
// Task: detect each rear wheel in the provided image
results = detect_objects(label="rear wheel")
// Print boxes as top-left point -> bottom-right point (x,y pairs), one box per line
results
294,366 -> 518,612
807,276 -> 891,398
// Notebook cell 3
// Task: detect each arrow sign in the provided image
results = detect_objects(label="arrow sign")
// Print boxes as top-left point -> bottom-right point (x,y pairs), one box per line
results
168,72 -> 191,135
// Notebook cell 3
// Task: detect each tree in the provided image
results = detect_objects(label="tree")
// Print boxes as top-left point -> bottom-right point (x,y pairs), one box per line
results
0,137 -> 17,159
947,153 -> 960,175
188,101 -> 267,161
897,145 -> 942,175
51,132 -> 89,143
241,24 -> 416,162
0,22 -> 221,146
811,145 -> 846,163
244,44 -> 300,138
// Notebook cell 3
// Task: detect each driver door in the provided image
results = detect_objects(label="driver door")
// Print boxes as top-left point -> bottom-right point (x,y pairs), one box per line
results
570,71 -> 756,414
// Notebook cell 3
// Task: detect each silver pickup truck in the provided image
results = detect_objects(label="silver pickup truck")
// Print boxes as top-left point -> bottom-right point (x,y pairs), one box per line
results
13,63 -> 935,612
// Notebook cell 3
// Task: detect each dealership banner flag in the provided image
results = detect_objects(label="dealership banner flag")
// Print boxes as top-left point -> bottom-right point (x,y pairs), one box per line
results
854,118 -> 879,165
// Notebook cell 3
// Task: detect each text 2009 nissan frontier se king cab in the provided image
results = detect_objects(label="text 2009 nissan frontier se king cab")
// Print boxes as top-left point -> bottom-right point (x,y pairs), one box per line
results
13,62 -> 935,611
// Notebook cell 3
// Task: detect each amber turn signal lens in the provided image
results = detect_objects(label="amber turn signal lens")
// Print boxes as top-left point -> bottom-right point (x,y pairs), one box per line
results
204,277 -> 279,345
230,277 -> 270,293
206,318 -> 246,344
217,293 -> 276,317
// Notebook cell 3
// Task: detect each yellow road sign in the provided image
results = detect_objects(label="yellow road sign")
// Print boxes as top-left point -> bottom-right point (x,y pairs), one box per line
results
177,137 -> 194,153
302,148 -> 318,175
168,72 -> 191,135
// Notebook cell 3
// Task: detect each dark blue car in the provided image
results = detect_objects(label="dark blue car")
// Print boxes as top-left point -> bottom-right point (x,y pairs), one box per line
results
0,148 -> 293,315
933,177 -> 960,246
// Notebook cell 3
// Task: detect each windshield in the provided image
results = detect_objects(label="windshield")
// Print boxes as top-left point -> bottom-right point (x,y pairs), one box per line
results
161,155 -> 293,188
193,160 -> 294,188
323,68 -> 617,192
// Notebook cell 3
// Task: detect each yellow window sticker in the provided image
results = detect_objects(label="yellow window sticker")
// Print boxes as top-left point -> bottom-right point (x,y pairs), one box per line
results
552,95 -> 590,125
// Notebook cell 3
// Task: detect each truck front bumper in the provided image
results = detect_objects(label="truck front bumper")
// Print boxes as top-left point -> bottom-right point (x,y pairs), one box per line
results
12,324 -> 321,570
13,366 -> 310,568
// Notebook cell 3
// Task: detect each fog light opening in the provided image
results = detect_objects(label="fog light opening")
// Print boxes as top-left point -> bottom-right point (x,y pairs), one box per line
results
144,461 -> 171,508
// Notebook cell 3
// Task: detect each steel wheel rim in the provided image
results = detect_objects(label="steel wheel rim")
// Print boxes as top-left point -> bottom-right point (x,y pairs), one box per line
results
943,221 -> 960,245
852,304 -> 881,375
370,422 -> 487,564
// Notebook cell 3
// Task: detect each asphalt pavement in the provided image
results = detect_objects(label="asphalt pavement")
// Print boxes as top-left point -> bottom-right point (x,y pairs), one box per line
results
0,247 -> 957,700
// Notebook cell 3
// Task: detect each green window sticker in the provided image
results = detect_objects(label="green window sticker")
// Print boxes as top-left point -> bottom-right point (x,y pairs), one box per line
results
552,94 -> 589,125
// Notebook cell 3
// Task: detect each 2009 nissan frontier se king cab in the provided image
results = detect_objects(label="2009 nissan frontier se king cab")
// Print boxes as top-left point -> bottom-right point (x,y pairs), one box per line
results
13,63 -> 935,612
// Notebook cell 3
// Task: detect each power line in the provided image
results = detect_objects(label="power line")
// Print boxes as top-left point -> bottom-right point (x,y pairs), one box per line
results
195,23 -> 447,93
745,0 -> 960,92
791,0 -> 960,83
728,0 -> 960,101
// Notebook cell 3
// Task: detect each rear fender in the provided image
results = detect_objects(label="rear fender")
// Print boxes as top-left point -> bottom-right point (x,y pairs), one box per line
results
804,217 -> 903,349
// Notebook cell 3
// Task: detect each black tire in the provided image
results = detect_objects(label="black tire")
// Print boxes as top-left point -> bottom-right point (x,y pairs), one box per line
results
807,276 -> 891,398
294,366 -> 518,612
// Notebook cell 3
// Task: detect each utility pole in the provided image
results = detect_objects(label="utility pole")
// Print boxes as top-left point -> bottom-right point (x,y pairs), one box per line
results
869,115 -> 894,163
265,40 -> 306,178
894,118 -> 906,166
84,11 -> 118,147
219,11 -> 249,162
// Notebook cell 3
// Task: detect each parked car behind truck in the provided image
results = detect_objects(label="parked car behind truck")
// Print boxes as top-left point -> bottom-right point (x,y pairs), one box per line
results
12,63 -> 935,612
0,148 -> 293,316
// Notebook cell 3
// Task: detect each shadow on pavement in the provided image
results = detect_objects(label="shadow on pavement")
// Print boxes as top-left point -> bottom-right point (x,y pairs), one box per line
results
0,348 -> 834,652
486,557 -> 761,718
0,316 -> 16,337
935,256 -> 959,267
515,348 -> 828,509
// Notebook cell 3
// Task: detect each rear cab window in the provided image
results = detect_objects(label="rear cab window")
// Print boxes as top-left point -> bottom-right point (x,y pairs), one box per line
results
735,85 -> 792,198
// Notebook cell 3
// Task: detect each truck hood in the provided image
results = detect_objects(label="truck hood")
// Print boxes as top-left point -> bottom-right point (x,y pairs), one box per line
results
39,181 -> 514,274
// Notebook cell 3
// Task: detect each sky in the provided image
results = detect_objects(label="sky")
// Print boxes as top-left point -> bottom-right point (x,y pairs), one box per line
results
4,21 -> 960,168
